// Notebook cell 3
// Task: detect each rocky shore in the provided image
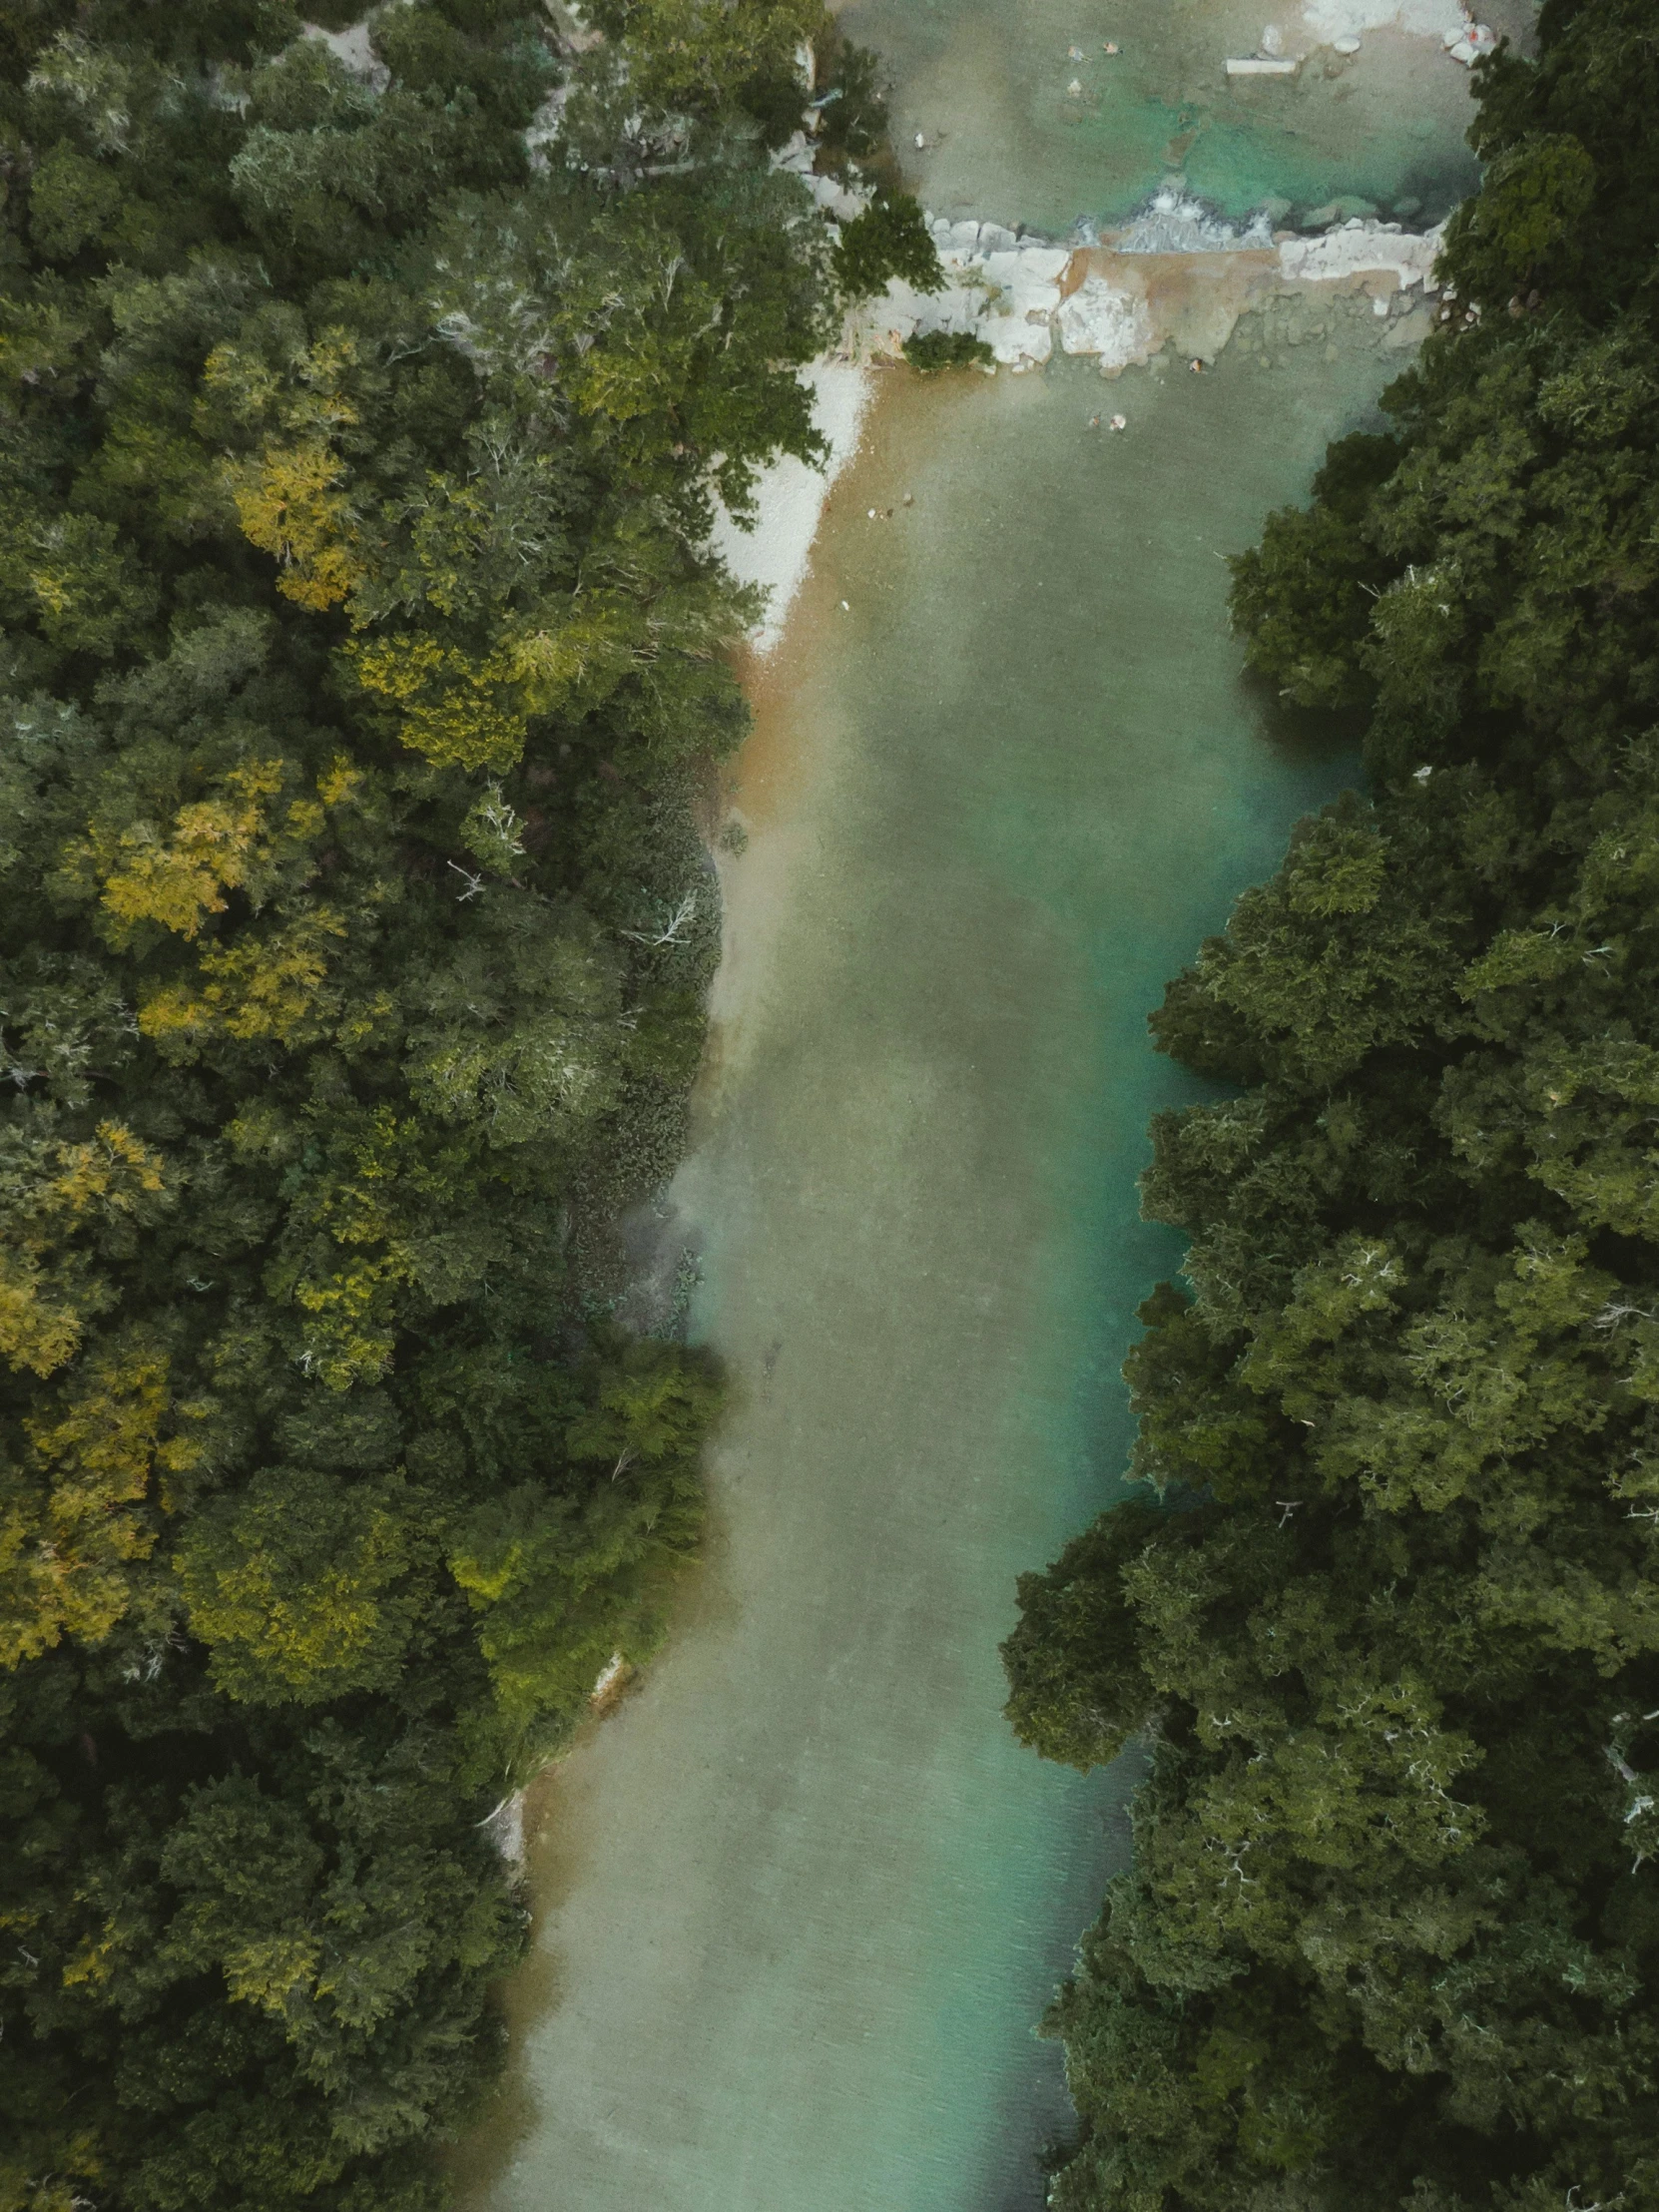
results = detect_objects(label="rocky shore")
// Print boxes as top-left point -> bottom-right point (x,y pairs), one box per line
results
840,182 -> 1448,373
713,150 -> 1460,651
771,132 -> 1452,379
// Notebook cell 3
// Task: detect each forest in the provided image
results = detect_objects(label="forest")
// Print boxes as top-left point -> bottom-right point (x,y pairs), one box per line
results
0,2 -> 918,2206
1002,0 -> 1659,2206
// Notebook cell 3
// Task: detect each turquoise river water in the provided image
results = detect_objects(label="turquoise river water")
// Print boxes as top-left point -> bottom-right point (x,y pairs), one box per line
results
460,14 -> 1515,2211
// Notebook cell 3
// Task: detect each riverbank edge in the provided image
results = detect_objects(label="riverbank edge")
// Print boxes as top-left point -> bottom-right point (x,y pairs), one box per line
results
716,201 -> 1452,657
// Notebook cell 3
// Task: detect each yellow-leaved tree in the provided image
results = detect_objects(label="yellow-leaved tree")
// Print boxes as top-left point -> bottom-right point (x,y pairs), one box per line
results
1,1327 -> 205,1665
205,327 -> 368,612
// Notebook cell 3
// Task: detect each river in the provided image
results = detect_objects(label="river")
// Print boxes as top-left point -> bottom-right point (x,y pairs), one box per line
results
459,10 -> 1521,2209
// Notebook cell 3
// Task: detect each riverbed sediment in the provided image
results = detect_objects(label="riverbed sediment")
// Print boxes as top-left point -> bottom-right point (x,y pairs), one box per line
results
718,185 -> 1447,652
460,5 -> 1529,2203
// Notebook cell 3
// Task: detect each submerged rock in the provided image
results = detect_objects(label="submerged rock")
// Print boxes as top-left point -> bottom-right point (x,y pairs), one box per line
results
1302,194 -> 1379,228
979,312 -> 1053,367
1056,276 -> 1155,369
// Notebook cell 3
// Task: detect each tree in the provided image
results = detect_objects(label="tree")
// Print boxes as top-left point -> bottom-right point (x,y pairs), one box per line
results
1006,5 -> 1659,2204
833,191 -> 944,303
0,0 -> 825,2199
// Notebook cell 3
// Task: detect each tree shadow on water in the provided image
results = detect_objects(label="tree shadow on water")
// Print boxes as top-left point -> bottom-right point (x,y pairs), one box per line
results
1244,663 -> 1371,783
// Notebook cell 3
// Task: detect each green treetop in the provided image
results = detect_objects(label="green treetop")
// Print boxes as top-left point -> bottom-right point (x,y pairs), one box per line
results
1004,4 -> 1659,2207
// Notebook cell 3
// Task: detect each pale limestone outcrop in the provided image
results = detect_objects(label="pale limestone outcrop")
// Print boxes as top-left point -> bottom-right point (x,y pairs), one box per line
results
1056,276 -> 1156,369
1278,219 -> 1445,286
841,236 -> 1072,368
821,159 -> 1446,379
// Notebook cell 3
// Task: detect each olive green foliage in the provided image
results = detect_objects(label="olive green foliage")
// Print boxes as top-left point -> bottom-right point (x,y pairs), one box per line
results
578,0 -> 821,137
1004,4 -> 1659,2207
0,0 -> 836,2205
1227,431 -> 1400,709
902,328 -> 993,374
811,35 -> 887,164
832,189 -> 944,303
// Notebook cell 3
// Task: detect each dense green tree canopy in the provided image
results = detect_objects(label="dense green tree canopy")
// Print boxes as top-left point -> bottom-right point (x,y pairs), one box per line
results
0,0 -> 919,2205
1005,3 -> 1659,2206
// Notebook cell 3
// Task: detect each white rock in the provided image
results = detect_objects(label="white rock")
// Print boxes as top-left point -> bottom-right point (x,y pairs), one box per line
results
842,257 -> 987,353
879,277 -> 943,324
979,310 -> 1053,367
1227,55 -> 1299,73
302,19 -> 390,90
1448,37 -> 1475,61
807,172 -> 870,222
979,253 -> 1068,339
770,130 -> 816,175
1334,31 -> 1362,51
1304,0 -> 1477,33
1010,244 -> 1072,280
910,276 -> 986,335
1014,322 -> 1053,368
1056,276 -> 1154,368
480,1790 -> 526,1868
947,219 -> 982,252
978,223 -> 1019,253
1262,22 -> 1284,54
1278,220 -> 1443,288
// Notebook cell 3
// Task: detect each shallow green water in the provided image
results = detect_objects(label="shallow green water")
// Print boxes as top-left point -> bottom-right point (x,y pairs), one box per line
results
453,6 -> 1521,2201
837,0 -> 1530,232
464,319 -> 1411,2210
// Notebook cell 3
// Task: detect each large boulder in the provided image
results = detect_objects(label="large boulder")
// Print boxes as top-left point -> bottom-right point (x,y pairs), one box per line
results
980,313 -> 1054,368
1278,219 -> 1444,287
981,246 -> 1070,315
1056,276 -> 1155,368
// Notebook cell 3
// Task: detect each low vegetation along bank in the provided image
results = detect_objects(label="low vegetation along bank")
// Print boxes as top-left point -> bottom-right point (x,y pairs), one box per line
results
0,3 -> 924,2207
1003,1 -> 1659,2206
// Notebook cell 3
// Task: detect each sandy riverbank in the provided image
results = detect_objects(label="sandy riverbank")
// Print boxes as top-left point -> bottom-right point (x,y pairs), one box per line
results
709,201 -> 1444,650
